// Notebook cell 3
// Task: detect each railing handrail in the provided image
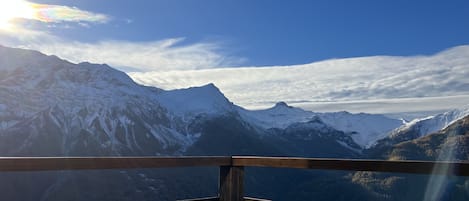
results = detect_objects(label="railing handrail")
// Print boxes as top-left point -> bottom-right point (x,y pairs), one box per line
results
232,156 -> 469,176
0,156 -> 467,176
1,156 -> 468,201
0,156 -> 232,171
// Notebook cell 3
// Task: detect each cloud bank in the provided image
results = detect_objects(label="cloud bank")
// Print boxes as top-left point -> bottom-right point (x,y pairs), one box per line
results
128,45 -> 469,115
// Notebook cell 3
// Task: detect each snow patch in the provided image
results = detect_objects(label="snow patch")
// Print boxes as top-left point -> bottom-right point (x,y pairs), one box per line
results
319,112 -> 403,148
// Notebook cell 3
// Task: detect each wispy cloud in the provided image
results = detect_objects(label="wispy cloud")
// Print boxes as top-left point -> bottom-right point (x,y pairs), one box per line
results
25,38 -> 244,71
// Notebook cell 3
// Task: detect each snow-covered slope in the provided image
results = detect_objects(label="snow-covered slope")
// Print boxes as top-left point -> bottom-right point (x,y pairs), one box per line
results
238,102 -> 403,148
0,45 -> 204,155
390,106 -> 469,139
318,112 -> 404,148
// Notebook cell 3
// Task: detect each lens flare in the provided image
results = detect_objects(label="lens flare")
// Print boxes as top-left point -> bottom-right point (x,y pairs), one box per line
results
31,4 -> 108,23
0,0 -> 34,30
423,132 -> 457,201
0,0 -> 108,30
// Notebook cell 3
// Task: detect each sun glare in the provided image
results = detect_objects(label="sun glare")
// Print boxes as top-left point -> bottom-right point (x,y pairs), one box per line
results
0,0 -> 35,30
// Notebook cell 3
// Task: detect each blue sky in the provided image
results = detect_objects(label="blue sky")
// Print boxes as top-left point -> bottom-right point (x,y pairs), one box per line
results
6,0 -> 469,67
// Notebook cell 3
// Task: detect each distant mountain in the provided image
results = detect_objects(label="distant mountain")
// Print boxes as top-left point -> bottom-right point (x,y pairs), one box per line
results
370,106 -> 469,156
382,115 -> 469,161
238,101 -> 403,148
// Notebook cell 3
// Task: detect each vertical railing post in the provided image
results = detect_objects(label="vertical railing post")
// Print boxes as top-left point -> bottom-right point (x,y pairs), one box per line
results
219,165 -> 244,201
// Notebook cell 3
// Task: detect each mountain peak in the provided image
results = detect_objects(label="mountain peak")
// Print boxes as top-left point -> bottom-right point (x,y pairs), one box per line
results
274,101 -> 290,108
155,83 -> 234,117
0,45 -> 66,71
197,83 -> 222,94
204,82 -> 217,88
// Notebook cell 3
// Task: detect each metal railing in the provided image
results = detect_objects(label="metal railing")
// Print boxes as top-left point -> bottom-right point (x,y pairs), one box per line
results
1,156 -> 468,201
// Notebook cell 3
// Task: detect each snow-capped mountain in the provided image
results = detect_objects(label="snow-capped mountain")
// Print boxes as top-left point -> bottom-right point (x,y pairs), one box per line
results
238,102 -> 403,148
373,106 -> 469,147
0,45 -> 204,155
386,115 -> 469,161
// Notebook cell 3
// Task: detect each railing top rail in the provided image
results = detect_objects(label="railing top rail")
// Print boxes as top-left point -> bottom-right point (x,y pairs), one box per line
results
232,156 -> 469,176
0,156 -> 468,176
0,156 -> 232,172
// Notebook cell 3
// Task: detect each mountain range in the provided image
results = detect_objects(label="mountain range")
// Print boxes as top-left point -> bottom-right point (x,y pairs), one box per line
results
0,45 -> 468,201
